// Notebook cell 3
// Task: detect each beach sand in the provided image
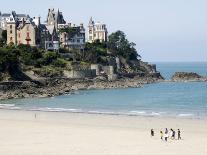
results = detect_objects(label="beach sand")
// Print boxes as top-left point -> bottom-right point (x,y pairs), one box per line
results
0,109 -> 207,155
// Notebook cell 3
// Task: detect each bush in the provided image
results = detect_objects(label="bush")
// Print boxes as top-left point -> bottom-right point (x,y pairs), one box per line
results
53,58 -> 67,67
43,51 -> 58,65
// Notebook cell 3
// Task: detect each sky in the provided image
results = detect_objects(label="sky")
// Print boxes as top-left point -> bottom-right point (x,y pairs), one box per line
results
1,0 -> 207,62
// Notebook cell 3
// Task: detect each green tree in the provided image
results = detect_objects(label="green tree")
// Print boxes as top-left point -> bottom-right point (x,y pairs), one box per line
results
83,40 -> 107,64
59,27 -> 79,39
2,30 -> 7,43
108,30 -> 141,60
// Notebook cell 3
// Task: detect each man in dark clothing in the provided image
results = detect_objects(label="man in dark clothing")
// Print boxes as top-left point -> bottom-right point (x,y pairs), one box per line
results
178,129 -> 181,140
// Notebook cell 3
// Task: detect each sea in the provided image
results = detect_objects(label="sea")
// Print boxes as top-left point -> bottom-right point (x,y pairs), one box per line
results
0,62 -> 207,119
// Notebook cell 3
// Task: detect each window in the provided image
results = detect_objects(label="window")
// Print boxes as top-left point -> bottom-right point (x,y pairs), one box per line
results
89,30 -> 92,34
10,37 -> 12,41
27,32 -> 30,37
10,25 -> 12,29
77,39 -> 80,43
10,30 -> 12,34
18,33 -> 21,38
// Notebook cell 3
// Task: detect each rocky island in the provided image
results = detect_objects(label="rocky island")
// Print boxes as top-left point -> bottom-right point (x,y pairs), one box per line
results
171,72 -> 207,82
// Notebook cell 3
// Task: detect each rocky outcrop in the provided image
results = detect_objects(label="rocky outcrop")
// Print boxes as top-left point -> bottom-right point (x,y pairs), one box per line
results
0,75 -> 163,100
171,72 -> 207,82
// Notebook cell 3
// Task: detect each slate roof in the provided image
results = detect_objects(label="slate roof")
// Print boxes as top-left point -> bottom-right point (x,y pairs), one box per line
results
1,13 -> 11,17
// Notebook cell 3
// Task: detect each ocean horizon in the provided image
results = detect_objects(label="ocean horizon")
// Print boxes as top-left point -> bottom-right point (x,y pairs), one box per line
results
1,62 -> 207,119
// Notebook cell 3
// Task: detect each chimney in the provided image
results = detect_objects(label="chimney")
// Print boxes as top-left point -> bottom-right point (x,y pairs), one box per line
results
38,16 -> 41,25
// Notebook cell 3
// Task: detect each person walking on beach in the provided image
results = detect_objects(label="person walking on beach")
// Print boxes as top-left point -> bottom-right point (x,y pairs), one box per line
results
160,130 -> 163,140
151,129 -> 154,137
164,128 -> 168,142
172,129 -> 176,140
170,129 -> 176,140
165,128 -> 168,134
178,129 -> 181,140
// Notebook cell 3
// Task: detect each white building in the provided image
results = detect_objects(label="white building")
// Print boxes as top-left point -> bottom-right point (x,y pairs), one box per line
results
88,17 -> 107,43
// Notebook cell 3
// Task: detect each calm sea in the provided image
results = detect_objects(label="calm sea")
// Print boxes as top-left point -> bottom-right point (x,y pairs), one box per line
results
1,62 -> 207,119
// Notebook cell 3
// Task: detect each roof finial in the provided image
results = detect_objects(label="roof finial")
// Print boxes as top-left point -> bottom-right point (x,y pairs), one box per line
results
89,16 -> 94,25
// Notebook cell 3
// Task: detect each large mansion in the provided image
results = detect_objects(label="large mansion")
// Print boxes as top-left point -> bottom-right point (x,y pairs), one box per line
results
6,12 -> 40,46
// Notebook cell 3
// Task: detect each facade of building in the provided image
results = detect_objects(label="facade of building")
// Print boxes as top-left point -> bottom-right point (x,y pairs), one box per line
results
41,8 -> 67,51
46,8 -> 66,31
88,17 -> 107,43
6,13 -> 40,46
41,24 -> 59,51
59,23 -> 85,51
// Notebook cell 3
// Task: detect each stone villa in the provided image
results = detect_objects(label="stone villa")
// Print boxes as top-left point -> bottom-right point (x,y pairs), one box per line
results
6,12 -> 40,46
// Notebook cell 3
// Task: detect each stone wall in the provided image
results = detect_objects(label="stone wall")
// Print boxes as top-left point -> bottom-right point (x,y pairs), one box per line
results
102,66 -> 114,75
64,69 -> 96,79
91,64 -> 101,76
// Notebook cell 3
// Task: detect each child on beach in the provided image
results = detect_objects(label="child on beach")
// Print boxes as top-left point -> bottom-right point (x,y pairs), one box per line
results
160,130 -> 163,140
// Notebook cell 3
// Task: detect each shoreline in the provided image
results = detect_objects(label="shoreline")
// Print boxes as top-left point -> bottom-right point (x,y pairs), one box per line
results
0,109 -> 207,155
1,78 -> 206,101
0,107 -> 207,121
0,77 -> 163,100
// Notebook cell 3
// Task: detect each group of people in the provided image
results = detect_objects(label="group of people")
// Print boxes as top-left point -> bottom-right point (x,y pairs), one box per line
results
151,128 -> 181,141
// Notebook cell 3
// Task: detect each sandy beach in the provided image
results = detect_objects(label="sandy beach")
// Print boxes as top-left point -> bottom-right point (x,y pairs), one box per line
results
0,109 -> 207,155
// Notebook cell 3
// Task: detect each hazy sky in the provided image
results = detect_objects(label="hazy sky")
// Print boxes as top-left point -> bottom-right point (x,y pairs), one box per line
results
1,0 -> 207,62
